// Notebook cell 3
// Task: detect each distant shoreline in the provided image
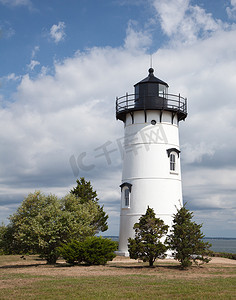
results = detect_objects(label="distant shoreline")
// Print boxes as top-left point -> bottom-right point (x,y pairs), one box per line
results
204,237 -> 236,240
102,236 -> 236,254
102,236 -> 236,240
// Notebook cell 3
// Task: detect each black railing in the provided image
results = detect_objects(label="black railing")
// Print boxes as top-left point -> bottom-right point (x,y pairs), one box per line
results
116,93 -> 187,121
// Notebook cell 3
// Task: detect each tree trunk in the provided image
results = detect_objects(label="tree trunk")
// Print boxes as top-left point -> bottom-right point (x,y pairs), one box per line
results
149,259 -> 154,267
46,254 -> 58,264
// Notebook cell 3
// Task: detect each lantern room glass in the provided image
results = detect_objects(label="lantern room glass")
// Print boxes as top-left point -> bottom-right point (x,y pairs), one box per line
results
159,84 -> 168,97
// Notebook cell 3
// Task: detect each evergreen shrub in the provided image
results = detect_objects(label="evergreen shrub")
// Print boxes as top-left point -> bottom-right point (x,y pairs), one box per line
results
60,236 -> 117,265
59,240 -> 85,264
211,252 -> 236,260
83,236 -> 117,265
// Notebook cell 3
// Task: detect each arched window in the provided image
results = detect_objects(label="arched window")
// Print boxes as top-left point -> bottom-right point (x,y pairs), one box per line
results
170,153 -> 176,171
120,182 -> 132,208
124,188 -> 130,207
167,148 -> 180,174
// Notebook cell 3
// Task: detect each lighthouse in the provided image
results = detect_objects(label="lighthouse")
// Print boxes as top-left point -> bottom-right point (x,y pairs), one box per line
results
116,68 -> 187,256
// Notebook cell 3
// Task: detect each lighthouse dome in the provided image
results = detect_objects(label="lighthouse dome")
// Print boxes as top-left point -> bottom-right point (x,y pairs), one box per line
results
134,68 -> 169,87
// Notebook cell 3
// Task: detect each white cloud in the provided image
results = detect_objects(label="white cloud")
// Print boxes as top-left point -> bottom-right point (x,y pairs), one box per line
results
0,24 -> 15,39
27,60 -> 40,71
124,20 -> 152,52
181,142 -> 215,164
226,0 -> 236,20
0,0 -> 32,7
6,73 -> 20,81
182,167 -> 236,237
31,46 -> 39,59
152,0 -> 190,37
152,0 -> 225,44
50,22 -> 66,44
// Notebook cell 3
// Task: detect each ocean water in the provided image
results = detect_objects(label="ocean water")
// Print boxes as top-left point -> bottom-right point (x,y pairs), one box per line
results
104,236 -> 236,254
203,238 -> 236,254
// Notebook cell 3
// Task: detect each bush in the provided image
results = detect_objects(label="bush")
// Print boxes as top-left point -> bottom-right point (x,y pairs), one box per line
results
82,236 -> 116,265
210,252 -> 236,260
60,236 -> 117,265
59,240 -> 85,264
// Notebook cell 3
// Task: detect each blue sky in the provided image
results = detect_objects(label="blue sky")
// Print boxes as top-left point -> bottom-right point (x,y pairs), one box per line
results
1,0 -> 236,238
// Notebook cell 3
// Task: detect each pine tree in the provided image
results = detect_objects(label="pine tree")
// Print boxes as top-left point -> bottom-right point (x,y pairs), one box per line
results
70,177 -> 98,204
128,207 -> 168,267
70,177 -> 108,232
167,203 -> 212,269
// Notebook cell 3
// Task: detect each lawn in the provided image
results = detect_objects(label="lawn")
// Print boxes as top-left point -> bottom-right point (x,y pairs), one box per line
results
0,255 -> 235,299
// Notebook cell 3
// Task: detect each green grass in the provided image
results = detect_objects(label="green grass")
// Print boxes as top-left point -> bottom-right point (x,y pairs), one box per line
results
0,275 -> 235,299
0,255 -> 235,299
0,255 -> 40,265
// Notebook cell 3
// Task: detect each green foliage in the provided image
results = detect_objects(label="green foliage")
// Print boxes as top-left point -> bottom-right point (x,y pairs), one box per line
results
211,252 -> 236,260
82,236 -> 117,265
8,192 -> 66,263
70,177 -> 108,232
3,191 -> 102,263
128,207 -> 169,266
62,193 -> 101,238
0,179 -> 108,262
59,240 -> 85,264
0,224 -> 7,255
167,203 -> 212,269
70,177 -> 98,204
60,236 -> 117,265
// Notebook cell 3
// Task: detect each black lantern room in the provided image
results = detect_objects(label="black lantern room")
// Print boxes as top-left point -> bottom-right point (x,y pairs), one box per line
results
116,68 -> 187,122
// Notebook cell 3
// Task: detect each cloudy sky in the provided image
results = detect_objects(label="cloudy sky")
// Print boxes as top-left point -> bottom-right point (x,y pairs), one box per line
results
0,0 -> 236,238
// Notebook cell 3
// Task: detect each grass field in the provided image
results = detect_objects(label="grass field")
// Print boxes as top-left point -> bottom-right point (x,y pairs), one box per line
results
0,255 -> 235,299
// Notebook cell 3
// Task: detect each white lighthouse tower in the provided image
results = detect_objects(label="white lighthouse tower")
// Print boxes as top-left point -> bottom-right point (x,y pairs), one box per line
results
116,68 -> 187,256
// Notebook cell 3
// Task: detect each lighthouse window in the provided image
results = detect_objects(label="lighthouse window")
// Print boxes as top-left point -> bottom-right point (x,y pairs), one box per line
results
159,84 -> 168,97
124,189 -> 130,207
167,148 -> 180,174
170,154 -> 176,171
120,182 -> 132,208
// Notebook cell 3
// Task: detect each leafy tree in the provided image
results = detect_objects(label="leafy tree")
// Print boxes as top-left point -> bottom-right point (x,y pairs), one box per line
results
128,207 -> 169,267
0,223 -> 19,255
59,237 -> 117,265
6,191 -> 102,263
70,177 -> 108,232
167,203 -> 212,269
0,224 -> 8,254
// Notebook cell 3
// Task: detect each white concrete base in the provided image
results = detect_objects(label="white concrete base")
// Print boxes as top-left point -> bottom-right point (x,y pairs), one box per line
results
165,249 -> 174,259
115,250 -> 129,257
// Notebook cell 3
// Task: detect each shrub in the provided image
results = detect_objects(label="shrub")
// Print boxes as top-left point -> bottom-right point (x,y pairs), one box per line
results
60,236 -> 117,265
59,240 -> 85,264
82,236 -> 117,265
210,252 -> 236,260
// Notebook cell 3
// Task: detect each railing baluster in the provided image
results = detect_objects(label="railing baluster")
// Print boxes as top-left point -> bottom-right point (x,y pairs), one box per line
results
116,93 -> 187,118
